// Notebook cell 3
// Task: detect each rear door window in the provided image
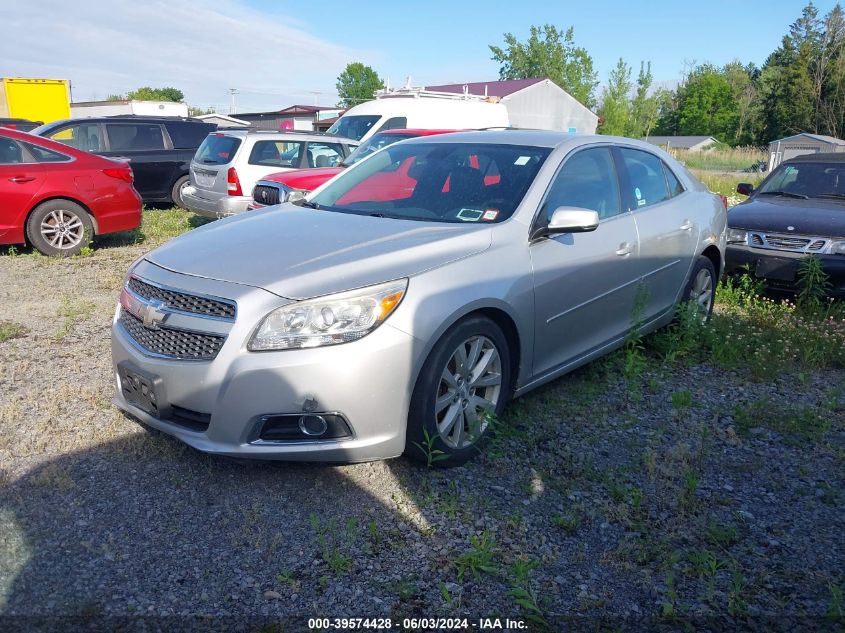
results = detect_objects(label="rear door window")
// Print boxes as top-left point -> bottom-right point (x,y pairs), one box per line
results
106,124 -> 166,151
663,162 -> 685,196
45,123 -> 102,152
305,142 -> 345,168
22,142 -> 72,163
618,148 -> 670,210
248,141 -> 304,167
194,134 -> 242,165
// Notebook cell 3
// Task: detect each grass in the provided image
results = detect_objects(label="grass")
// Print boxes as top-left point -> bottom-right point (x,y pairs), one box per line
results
0,321 -> 27,344
672,146 -> 767,172
55,296 -> 96,340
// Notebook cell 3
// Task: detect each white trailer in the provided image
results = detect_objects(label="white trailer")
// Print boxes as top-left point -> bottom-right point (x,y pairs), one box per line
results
70,100 -> 189,118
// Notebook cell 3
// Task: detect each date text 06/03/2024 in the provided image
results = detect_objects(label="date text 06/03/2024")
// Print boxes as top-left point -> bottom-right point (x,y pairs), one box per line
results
307,617 -> 528,630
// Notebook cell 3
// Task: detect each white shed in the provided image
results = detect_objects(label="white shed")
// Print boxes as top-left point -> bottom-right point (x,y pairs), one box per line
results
423,77 -> 599,133
768,133 -> 845,169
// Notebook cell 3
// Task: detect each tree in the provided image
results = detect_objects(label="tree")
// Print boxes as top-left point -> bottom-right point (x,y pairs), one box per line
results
127,86 -> 184,102
597,58 -> 632,135
628,62 -> 661,138
335,63 -> 384,108
489,24 -> 599,108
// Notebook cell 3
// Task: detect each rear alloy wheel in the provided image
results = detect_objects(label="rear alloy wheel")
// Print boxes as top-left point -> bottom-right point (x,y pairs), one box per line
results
26,200 -> 93,256
406,316 -> 511,467
684,256 -> 716,321
170,175 -> 191,210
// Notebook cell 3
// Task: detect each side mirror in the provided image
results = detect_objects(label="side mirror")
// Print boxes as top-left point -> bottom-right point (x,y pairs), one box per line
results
736,183 -> 754,196
546,207 -> 600,234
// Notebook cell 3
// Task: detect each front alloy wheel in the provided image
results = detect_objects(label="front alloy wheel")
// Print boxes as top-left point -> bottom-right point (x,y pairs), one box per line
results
435,335 -> 502,449
406,316 -> 511,467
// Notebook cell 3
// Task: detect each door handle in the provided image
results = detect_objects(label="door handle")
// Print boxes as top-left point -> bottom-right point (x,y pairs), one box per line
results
680,220 -> 694,231
616,242 -> 633,256
9,176 -> 35,183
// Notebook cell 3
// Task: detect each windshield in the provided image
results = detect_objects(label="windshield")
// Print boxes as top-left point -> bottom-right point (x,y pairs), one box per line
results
342,131 -> 417,166
757,161 -> 845,200
194,134 -> 242,165
309,142 -> 550,224
326,115 -> 381,141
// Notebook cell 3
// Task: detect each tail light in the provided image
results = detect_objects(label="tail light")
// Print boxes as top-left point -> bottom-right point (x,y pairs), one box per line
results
719,194 -> 728,209
227,167 -> 242,196
103,167 -> 134,183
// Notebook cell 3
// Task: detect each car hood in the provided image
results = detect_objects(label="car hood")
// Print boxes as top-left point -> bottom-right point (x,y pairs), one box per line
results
264,167 -> 342,187
729,196 -> 845,237
145,206 -> 492,299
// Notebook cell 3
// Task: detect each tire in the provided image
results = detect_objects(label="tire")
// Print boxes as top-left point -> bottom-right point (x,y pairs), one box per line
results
682,255 -> 717,322
405,316 -> 512,467
170,175 -> 190,210
26,200 -> 93,257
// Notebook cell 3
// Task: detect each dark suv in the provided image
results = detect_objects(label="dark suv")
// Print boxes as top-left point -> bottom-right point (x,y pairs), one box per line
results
32,116 -> 217,208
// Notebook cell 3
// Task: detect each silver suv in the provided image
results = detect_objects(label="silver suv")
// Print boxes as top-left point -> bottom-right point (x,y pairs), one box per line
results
111,131 -> 726,466
182,130 -> 356,217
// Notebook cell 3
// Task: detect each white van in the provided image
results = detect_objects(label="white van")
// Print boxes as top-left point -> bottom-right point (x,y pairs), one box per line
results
326,88 -> 510,143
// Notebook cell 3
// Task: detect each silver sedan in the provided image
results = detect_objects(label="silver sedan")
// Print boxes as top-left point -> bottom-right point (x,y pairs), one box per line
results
111,131 -> 726,466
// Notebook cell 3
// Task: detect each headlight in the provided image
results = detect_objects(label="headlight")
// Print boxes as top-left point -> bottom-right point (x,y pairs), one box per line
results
248,279 -> 408,351
830,240 -> 845,256
727,228 -> 747,244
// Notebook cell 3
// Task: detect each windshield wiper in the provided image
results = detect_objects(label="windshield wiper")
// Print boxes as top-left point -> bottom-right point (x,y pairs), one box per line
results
758,191 -> 809,199
813,193 -> 845,200
300,201 -> 321,209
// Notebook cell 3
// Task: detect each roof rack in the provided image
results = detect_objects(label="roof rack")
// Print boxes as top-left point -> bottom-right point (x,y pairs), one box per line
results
375,86 -> 500,103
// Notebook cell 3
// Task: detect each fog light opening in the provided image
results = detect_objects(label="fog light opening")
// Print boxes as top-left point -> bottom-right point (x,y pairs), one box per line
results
299,414 -> 328,436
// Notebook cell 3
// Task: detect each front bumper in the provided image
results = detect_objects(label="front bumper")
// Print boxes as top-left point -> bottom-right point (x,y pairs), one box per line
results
182,186 -> 251,218
110,262 -> 420,462
725,244 -> 845,298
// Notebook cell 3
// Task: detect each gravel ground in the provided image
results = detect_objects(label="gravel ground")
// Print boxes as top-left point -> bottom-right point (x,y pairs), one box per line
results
0,220 -> 843,631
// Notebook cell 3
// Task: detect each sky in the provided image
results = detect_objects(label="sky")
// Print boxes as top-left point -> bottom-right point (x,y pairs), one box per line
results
0,0 -> 838,114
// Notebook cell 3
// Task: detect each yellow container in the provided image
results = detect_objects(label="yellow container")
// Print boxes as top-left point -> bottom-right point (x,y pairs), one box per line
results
0,77 -> 71,124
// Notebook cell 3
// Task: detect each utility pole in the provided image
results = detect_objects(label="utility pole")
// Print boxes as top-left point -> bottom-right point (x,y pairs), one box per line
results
228,88 -> 239,114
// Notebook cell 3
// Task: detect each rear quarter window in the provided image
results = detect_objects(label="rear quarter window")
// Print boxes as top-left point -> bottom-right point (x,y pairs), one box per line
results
248,141 -> 304,167
22,142 -> 72,163
194,134 -> 242,165
166,122 -> 216,149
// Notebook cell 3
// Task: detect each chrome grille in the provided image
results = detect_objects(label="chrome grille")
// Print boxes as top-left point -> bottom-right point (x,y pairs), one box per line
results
128,277 -> 235,320
765,235 -> 810,249
253,184 -> 281,206
119,310 -> 225,360
748,232 -> 830,254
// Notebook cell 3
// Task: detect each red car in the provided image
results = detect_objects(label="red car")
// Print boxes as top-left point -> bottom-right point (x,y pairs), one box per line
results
0,128 -> 141,256
250,129 -> 456,208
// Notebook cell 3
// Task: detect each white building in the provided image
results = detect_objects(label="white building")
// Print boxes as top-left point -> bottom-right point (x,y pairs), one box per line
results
70,100 -> 189,118
423,77 -> 599,133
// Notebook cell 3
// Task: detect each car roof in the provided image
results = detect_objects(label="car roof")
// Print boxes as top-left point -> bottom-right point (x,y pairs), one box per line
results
214,129 -> 356,142
36,116 -> 210,128
784,152 -> 845,164
406,129 -> 665,151
379,129 -> 457,136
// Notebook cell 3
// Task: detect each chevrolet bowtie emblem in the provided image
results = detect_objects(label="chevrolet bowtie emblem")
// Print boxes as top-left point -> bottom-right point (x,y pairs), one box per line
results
139,301 -> 167,329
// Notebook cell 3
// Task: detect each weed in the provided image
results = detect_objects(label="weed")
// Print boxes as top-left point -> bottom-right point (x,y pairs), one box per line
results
412,428 -> 449,468
827,582 -> 844,619
733,398 -> 831,441
551,513 -> 579,536
681,468 -> 700,509
622,284 -> 650,394
455,531 -> 497,581
55,296 -> 96,340
276,570 -> 301,592
0,321 -> 27,344
661,568 -> 679,618
796,255 -> 832,315
727,568 -> 748,616
705,520 -> 740,550
309,513 -> 353,576
671,389 -> 693,409
77,245 -> 95,258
